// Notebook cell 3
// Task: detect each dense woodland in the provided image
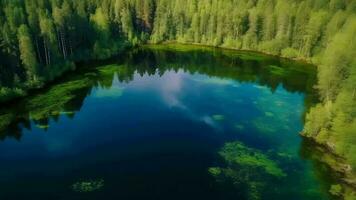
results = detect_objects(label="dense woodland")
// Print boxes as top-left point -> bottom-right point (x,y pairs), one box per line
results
0,0 -> 355,193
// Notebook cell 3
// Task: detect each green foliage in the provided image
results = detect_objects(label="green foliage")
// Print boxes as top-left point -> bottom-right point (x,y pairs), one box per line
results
303,15 -> 356,173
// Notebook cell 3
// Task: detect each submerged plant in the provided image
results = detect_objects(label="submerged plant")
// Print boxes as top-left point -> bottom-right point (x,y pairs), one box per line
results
220,142 -> 286,177
209,141 -> 287,200
71,179 -> 104,193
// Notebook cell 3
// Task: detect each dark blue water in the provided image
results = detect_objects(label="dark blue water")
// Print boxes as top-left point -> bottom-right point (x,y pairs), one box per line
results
0,45 -> 335,199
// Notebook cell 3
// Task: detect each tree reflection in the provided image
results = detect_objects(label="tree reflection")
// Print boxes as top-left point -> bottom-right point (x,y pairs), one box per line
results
0,46 -> 316,141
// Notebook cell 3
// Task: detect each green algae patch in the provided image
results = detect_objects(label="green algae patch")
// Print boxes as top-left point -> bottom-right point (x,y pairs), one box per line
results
219,142 -> 286,178
212,114 -> 225,121
72,179 -> 104,193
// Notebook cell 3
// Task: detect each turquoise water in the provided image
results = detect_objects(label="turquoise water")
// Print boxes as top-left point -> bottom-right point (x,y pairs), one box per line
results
0,45 -> 336,199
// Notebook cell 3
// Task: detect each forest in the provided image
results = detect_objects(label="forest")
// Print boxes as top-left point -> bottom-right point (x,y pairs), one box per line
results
0,0 -> 355,196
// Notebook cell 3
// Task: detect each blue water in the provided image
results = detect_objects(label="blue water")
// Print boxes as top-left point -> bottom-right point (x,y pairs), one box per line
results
0,46 -> 334,199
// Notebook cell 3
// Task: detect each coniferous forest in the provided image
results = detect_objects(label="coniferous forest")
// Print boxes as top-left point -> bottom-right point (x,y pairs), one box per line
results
0,0 -> 355,198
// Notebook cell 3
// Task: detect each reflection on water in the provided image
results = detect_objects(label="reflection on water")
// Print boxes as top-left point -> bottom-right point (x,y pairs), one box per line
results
0,45 -> 337,199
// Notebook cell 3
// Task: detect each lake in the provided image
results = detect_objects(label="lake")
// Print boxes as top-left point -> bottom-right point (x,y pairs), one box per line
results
0,45 -> 337,199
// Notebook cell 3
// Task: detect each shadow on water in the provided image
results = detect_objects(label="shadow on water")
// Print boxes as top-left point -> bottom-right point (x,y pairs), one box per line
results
0,45 -> 339,200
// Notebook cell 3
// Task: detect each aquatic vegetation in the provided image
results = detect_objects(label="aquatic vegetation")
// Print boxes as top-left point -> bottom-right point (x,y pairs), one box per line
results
212,115 -> 225,121
72,179 -> 104,193
209,142 -> 288,199
219,142 -> 286,177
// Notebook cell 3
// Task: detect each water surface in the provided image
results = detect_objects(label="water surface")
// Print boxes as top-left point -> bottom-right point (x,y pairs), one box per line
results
0,45 -> 336,199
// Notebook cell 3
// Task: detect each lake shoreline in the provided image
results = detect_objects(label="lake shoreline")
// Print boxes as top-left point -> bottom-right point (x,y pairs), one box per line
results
146,41 -> 314,65
0,43 -> 315,105
301,133 -> 356,198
